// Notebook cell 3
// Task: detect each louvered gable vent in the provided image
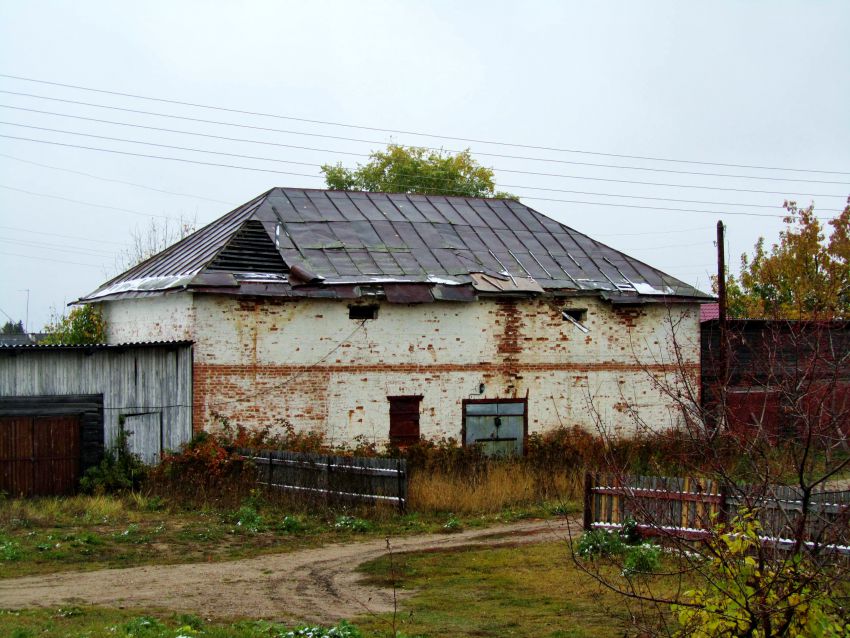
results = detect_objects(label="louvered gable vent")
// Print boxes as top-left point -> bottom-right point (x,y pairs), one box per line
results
206,220 -> 288,274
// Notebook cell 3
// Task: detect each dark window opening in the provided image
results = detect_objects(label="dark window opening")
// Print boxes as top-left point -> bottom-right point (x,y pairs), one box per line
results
388,395 -> 422,449
562,308 -> 589,333
349,305 -> 378,320
562,308 -> 587,322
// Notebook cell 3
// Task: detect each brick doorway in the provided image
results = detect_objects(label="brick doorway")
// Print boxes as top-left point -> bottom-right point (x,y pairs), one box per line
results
388,395 -> 422,449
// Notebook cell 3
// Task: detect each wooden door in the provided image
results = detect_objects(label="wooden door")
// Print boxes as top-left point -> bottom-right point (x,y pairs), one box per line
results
0,415 -> 81,496
388,396 -> 422,449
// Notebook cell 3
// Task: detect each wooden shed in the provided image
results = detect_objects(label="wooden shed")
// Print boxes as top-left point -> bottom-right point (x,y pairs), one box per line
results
0,341 -> 193,496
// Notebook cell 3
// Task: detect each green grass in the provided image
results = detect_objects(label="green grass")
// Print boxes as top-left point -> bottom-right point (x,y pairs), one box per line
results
0,493 -> 569,579
0,608 -> 363,638
354,540 -> 670,638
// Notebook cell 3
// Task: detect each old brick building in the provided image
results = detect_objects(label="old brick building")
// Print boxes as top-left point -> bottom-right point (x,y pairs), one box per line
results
80,188 -> 711,453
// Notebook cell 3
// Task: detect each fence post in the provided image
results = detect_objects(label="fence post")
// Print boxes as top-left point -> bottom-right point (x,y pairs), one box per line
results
267,449 -> 273,489
718,482 -> 729,526
583,472 -> 593,531
397,460 -> 406,514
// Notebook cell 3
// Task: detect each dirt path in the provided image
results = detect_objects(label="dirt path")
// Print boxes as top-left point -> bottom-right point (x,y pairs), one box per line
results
0,517 -> 577,624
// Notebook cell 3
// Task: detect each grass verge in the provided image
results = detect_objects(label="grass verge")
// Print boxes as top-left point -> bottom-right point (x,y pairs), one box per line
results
0,493 -> 572,579
354,540 -> 673,638
0,608 -> 362,637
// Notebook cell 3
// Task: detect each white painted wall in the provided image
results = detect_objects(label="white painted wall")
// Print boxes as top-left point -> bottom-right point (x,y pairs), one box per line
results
101,293 -> 700,444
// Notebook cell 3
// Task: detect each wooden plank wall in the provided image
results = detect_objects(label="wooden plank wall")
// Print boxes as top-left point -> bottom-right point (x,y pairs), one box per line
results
240,448 -> 408,511
0,344 -> 192,464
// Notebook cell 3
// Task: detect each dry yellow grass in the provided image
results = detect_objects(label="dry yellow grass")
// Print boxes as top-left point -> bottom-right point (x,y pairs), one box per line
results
409,460 -> 584,513
0,494 -> 134,526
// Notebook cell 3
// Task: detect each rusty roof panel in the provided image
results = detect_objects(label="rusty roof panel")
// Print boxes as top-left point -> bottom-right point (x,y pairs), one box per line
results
384,283 -> 434,303
80,188 -> 711,303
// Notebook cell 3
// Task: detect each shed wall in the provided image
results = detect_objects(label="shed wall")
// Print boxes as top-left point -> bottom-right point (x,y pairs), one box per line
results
0,345 -> 193,461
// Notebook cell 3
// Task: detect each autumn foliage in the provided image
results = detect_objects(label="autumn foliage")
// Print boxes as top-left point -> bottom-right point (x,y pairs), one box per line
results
723,198 -> 850,320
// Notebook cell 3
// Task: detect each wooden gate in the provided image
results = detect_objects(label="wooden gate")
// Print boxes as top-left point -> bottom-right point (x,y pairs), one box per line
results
0,415 -> 81,496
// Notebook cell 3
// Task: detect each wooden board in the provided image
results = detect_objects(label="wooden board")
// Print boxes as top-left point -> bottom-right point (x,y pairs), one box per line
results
0,415 -> 81,496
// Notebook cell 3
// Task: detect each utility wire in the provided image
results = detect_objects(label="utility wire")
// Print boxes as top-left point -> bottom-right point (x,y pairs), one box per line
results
1,72 -> 847,175
0,223 -> 132,247
1,108 -> 844,212
3,89 -> 849,184
0,151 -> 236,205
0,146 -> 799,215
0,183 -> 195,221
2,133 -> 846,209
3,104 -> 850,186
0,236 -> 116,257
0,250 -> 104,268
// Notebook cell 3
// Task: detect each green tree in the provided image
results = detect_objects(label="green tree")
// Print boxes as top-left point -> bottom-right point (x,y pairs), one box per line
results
42,305 -> 106,345
720,199 -> 850,320
321,144 -> 516,199
1,320 -> 24,334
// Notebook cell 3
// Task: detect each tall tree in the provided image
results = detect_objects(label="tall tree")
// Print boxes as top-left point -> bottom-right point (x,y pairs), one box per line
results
723,199 -> 850,320
321,144 -> 515,199
1,320 -> 24,334
42,305 -> 106,345
114,215 -> 197,274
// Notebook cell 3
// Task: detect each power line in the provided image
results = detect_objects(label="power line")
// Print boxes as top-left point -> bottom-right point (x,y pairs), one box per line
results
2,106 -> 845,212
0,223 -> 132,247
0,90 -> 846,190
0,120 -> 323,169
0,183 -> 194,221
1,72 -> 847,175
0,152 -> 236,205
0,146 -> 796,216
0,137 -> 841,220
2,132 -> 846,209
0,104 -> 850,186
0,250 -> 104,268
0,236 -> 116,257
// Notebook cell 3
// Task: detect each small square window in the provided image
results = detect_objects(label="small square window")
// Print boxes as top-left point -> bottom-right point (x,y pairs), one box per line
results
562,308 -> 587,322
349,304 -> 378,320
562,308 -> 589,333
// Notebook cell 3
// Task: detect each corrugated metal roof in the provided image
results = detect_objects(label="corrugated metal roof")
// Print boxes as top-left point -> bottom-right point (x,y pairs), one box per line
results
80,188 -> 712,303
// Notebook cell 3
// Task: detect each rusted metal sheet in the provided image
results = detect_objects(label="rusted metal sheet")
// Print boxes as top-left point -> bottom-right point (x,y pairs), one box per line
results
80,188 -> 711,304
383,284 -> 434,304
431,284 -> 476,302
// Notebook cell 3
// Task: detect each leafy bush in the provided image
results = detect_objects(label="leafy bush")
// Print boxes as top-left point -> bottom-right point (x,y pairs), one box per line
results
576,529 -> 625,558
233,505 -> 265,533
334,515 -> 371,533
278,515 -> 304,533
284,621 -> 363,638
1,537 -> 21,561
619,516 -> 642,545
674,513 -> 850,637
622,543 -> 661,577
442,516 -> 462,533
122,615 -> 166,636
79,424 -> 146,494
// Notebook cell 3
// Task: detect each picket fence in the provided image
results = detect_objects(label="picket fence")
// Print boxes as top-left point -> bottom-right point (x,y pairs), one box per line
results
239,448 -> 408,511
584,473 -> 850,554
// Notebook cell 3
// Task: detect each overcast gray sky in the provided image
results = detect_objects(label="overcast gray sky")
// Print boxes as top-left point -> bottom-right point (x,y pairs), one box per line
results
1,1 -> 848,331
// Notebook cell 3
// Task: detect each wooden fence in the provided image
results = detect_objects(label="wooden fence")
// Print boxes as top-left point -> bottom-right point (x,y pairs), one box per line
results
239,449 -> 408,511
585,473 -> 850,553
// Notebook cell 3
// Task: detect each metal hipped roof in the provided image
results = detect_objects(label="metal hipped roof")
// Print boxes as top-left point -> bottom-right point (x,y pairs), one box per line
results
80,188 -> 712,304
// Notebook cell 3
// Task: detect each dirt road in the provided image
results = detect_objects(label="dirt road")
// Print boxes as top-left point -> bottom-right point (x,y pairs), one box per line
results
0,517 -> 576,624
